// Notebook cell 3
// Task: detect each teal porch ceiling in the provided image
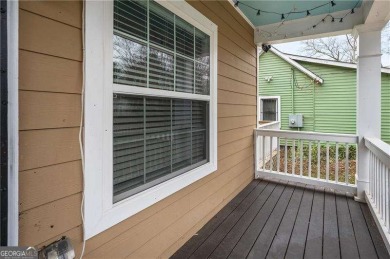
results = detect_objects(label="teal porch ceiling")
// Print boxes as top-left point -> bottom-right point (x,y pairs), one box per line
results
236,0 -> 362,26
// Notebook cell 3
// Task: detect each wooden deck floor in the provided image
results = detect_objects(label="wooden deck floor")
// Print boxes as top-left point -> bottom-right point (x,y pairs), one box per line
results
172,179 -> 390,259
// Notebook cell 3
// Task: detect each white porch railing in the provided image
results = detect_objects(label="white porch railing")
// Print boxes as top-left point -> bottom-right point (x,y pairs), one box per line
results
365,137 -> 390,251
254,128 -> 358,194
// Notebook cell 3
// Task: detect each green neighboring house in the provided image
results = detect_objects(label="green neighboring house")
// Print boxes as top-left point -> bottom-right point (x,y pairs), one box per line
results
258,48 -> 390,143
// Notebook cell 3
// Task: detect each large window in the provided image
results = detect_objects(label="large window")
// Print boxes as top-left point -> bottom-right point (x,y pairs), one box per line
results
112,0 -> 211,201
85,0 -> 217,239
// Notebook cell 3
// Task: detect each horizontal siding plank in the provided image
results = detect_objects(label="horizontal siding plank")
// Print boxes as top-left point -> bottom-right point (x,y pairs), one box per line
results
19,50 -> 82,94
219,33 -> 256,67
19,128 -> 80,171
19,193 -> 82,246
188,1 -> 256,58
218,126 -> 254,146
218,116 -> 255,132
19,91 -> 81,130
218,104 -> 256,118
19,9 -> 82,61
200,1 -> 253,46
219,61 -> 256,86
219,1 -> 253,34
188,157 -> 254,211
218,76 -> 257,96
218,90 -> 256,105
219,136 -> 253,160
20,160 -> 82,212
20,1 -> 82,28
219,47 -> 256,76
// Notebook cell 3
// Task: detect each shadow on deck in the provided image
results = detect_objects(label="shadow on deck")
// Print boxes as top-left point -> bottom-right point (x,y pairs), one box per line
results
172,179 -> 390,259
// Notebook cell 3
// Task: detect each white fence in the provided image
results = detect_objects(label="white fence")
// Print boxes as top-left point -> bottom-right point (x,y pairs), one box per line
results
254,128 -> 358,194
365,137 -> 390,252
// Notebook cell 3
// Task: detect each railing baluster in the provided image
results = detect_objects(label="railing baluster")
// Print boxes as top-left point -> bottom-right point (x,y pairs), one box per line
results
388,167 -> 390,233
308,141 -> 312,178
345,143 -> 349,185
380,162 -> 385,219
269,136 -> 273,172
326,142 -> 329,181
383,162 -> 389,226
383,163 -> 386,220
369,152 -> 373,197
317,141 -> 321,179
262,135 -> 265,170
335,143 -> 339,183
300,140 -> 303,176
381,162 -> 384,219
292,140 -> 296,175
380,161 -> 382,219
284,139 -> 287,174
375,157 -> 378,205
277,137 -> 280,173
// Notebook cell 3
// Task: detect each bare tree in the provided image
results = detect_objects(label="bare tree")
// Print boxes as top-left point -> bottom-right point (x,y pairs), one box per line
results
301,35 -> 357,63
300,21 -> 390,65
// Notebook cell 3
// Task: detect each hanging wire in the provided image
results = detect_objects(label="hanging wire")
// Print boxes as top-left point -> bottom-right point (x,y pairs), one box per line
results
251,0 -> 362,40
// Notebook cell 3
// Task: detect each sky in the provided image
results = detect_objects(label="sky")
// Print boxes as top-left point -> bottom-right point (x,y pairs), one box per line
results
274,33 -> 390,67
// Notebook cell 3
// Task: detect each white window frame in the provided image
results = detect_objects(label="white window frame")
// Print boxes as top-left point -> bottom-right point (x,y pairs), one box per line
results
258,96 -> 281,123
84,0 -> 218,239
7,0 -> 19,245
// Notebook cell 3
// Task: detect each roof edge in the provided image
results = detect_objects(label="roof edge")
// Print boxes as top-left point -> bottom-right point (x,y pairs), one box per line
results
286,54 -> 390,74
261,48 -> 324,84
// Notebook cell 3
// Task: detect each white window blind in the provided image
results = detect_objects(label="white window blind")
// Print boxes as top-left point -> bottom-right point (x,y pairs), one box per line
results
112,0 -> 210,202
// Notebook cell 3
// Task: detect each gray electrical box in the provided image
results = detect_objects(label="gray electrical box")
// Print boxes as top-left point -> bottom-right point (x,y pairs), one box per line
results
289,114 -> 303,128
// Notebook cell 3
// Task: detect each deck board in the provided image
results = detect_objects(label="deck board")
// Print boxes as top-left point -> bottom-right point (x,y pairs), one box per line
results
348,197 -> 378,258
247,182 -> 296,258
172,179 -> 390,259
323,189 -> 341,259
336,193 -> 360,259
285,185 -> 314,259
266,183 -> 305,259
305,187 -> 325,259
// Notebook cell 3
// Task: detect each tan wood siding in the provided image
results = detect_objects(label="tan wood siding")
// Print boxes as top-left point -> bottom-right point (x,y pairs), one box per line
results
18,1 -> 257,257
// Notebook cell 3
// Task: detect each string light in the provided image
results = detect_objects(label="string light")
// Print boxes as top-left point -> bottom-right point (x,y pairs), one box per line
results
233,0 -> 337,17
258,0 -> 361,41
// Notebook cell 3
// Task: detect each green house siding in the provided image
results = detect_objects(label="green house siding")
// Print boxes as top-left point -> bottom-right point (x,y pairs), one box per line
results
258,51 -> 390,143
383,73 -> 390,142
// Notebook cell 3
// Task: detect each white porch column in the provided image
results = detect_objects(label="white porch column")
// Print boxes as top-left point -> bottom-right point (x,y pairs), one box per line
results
355,26 -> 382,201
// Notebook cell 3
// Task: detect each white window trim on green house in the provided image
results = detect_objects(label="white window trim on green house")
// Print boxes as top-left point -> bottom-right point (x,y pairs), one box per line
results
84,0 -> 218,239
258,96 -> 281,123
